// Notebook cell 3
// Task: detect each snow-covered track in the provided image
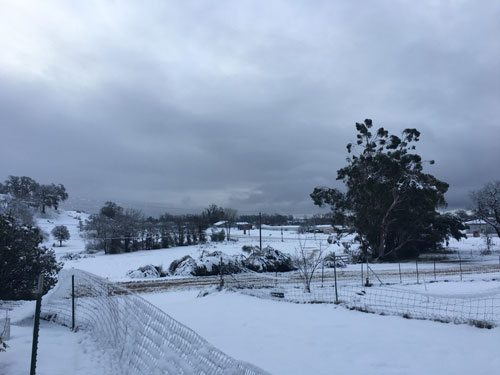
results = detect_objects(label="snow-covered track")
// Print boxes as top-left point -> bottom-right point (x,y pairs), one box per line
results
118,262 -> 500,293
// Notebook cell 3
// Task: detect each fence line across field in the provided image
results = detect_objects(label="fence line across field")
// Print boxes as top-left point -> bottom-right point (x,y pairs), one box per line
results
42,269 -> 270,375
223,261 -> 500,327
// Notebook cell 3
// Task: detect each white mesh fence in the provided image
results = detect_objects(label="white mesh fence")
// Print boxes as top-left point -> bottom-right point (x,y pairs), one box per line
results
338,284 -> 500,325
226,270 -> 500,327
42,269 -> 270,375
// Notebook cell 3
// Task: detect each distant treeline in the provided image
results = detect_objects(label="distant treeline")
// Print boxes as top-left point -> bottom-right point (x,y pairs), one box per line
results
82,203 -> 337,254
83,202 -> 212,254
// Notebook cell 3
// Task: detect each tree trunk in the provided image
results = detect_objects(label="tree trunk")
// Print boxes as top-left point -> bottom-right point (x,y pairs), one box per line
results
377,188 -> 400,259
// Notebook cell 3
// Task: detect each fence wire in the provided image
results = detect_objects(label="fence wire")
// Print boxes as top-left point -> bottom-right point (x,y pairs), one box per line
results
42,269 -> 270,375
225,267 -> 500,327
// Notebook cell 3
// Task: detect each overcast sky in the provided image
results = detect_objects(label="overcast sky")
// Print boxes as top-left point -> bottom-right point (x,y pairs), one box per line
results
0,0 -> 499,215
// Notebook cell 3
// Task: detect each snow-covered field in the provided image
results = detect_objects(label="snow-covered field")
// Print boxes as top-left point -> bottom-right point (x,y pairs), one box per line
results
2,209 -> 500,375
143,289 -> 500,375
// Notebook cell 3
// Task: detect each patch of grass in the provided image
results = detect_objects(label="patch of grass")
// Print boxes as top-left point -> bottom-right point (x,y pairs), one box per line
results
469,320 -> 494,329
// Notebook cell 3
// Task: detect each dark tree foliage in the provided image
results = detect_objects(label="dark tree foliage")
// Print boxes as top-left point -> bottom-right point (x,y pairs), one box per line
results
311,119 -> 465,261
51,225 -> 71,247
84,202 -> 142,254
202,204 -> 225,225
0,214 -> 62,300
1,176 -> 68,214
34,183 -> 68,213
83,202 -> 210,254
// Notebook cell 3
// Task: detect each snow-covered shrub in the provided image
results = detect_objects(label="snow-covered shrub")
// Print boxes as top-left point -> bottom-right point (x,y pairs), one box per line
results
323,252 -> 347,268
241,245 -> 254,254
60,252 -> 82,261
168,247 -> 298,277
126,264 -> 167,279
193,251 -> 246,276
168,251 -> 246,277
210,229 -> 225,242
242,246 -> 296,273
169,255 -> 198,276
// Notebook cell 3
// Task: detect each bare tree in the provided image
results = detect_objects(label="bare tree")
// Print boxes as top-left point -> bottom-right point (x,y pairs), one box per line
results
470,180 -> 500,237
293,238 -> 326,293
223,208 -> 238,241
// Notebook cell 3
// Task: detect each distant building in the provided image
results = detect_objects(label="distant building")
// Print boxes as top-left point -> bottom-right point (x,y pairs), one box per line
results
315,225 -> 334,234
465,219 -> 496,237
236,222 -> 252,230
213,221 -> 227,228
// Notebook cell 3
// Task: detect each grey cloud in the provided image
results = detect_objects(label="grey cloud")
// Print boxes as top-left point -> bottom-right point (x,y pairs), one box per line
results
1,0 -> 499,215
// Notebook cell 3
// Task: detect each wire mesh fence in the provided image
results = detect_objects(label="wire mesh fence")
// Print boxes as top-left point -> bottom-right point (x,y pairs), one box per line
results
224,263 -> 500,327
42,269 -> 270,375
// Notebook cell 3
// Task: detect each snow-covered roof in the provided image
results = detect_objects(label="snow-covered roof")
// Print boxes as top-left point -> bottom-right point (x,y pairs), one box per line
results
236,222 -> 249,225
465,219 -> 488,225
213,220 -> 227,226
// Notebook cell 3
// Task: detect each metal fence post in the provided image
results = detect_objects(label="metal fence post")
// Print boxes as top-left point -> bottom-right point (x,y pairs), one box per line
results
218,257 -> 224,289
72,274 -> 75,331
30,274 -> 44,375
365,257 -> 369,286
398,263 -> 402,283
459,256 -> 463,281
433,261 -> 436,281
321,260 -> 324,288
361,262 -> 364,287
416,260 -> 419,284
333,252 -> 339,304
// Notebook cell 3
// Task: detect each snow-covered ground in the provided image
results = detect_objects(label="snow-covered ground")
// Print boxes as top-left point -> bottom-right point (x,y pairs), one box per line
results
393,279 -> 500,295
2,209 -> 500,375
1,319 -> 116,375
143,289 -> 500,375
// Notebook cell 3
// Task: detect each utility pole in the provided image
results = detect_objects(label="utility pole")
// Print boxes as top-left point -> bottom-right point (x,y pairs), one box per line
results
259,212 -> 262,250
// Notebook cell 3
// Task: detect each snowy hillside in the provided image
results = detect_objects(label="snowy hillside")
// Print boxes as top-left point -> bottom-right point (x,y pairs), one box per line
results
36,210 -> 88,257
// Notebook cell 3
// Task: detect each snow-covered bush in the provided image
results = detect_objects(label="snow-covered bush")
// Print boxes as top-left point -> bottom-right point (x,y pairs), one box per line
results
210,229 -> 225,242
169,255 -> 198,276
167,246 -> 298,278
168,251 -> 246,277
193,251 -> 246,276
323,252 -> 347,268
126,264 -> 167,279
60,252 -> 82,261
242,246 -> 296,272
241,245 -> 254,254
